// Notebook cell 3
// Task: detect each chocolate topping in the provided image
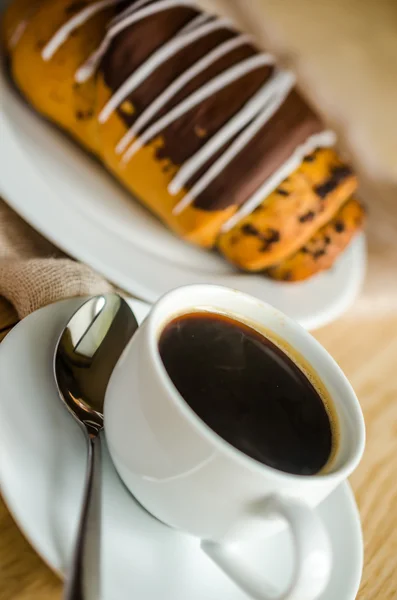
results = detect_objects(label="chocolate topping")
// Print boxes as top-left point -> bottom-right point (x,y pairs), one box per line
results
156,47 -> 267,165
66,1 -> 87,14
101,7 -> 199,108
193,91 -> 322,211
100,5 -> 324,213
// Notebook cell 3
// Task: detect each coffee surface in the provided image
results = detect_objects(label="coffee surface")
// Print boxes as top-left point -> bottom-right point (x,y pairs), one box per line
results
159,312 -> 333,475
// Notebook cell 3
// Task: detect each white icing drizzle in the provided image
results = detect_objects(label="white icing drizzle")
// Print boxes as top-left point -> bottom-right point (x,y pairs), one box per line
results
98,17 -> 234,124
9,19 -> 29,48
75,0 -> 197,82
41,0 -> 125,61
9,1 -> 41,49
39,0 -> 337,233
176,12 -> 212,36
169,70 -> 291,200
121,53 -> 273,163
115,33 -> 253,154
173,71 -> 295,215
220,130 -> 337,233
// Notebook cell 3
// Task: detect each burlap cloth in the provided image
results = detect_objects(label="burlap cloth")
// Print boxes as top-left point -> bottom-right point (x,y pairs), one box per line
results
0,199 -> 112,319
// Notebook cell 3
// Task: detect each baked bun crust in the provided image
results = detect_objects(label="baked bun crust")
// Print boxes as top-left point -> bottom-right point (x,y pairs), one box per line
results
2,0 -> 365,278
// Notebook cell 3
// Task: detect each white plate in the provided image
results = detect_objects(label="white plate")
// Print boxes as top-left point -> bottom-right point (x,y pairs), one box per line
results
0,298 -> 363,600
0,26 -> 366,330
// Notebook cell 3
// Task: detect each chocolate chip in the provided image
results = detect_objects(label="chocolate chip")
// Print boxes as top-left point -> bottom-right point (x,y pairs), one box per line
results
283,271 -> 293,281
241,224 -> 259,236
313,249 -> 326,259
300,247 -> 309,254
334,221 -> 345,233
303,148 -> 319,163
315,165 -> 353,199
76,109 -> 93,120
331,165 -> 353,178
253,205 -> 263,213
299,211 -> 315,223
259,228 -> 280,252
324,235 -> 331,245
316,181 -> 336,198
276,188 -> 289,196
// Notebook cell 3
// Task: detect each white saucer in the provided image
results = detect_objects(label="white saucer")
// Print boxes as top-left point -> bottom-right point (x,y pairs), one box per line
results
0,299 -> 363,600
0,33 -> 366,330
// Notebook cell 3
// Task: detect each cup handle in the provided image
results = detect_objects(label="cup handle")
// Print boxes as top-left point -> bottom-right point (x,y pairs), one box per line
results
203,495 -> 332,600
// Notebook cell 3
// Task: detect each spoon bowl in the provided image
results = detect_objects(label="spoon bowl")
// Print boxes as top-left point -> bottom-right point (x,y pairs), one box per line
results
55,294 -> 138,432
54,293 -> 139,599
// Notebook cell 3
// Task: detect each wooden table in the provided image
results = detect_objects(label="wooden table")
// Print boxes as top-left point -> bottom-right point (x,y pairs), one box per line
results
0,293 -> 396,600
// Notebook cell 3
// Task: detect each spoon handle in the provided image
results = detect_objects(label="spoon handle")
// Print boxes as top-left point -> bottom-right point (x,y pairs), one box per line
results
65,431 -> 102,600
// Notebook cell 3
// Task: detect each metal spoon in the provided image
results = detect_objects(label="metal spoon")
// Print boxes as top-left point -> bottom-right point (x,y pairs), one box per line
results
54,294 -> 139,600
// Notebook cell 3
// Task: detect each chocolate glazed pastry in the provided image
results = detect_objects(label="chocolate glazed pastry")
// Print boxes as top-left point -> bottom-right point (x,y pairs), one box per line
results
2,0 -> 366,280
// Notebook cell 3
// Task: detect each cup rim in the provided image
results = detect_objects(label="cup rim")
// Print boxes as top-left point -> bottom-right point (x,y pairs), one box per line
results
146,284 -> 365,485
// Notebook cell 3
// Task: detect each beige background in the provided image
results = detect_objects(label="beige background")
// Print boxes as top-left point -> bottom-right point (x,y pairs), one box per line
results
197,0 -> 397,184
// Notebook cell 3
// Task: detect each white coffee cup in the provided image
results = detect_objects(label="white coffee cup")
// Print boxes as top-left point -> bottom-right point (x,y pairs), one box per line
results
104,285 -> 365,600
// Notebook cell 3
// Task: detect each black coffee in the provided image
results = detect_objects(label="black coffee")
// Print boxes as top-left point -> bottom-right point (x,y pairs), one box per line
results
159,312 -> 334,475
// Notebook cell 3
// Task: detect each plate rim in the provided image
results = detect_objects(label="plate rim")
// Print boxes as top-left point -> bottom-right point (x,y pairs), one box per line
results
0,62 -> 366,331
